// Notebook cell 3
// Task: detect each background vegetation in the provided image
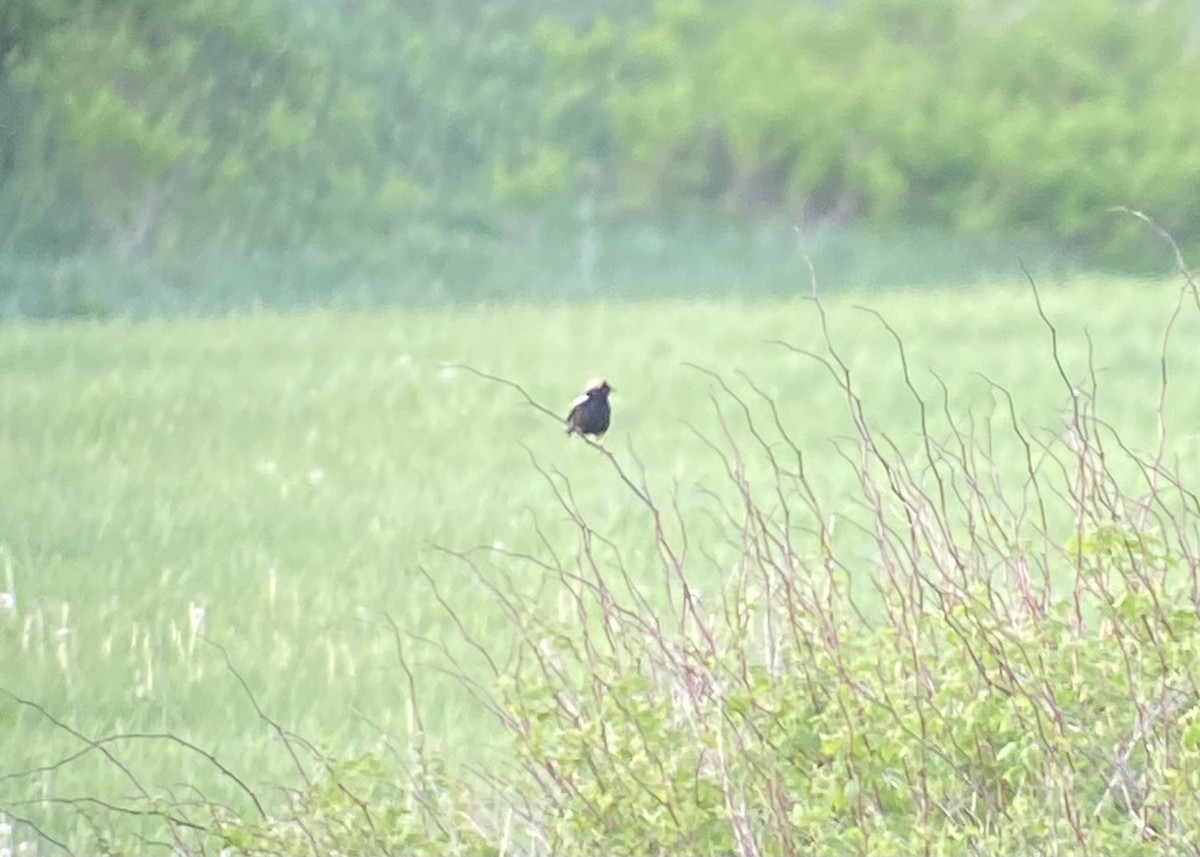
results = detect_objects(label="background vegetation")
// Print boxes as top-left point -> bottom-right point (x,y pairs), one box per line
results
3,0 -> 1199,316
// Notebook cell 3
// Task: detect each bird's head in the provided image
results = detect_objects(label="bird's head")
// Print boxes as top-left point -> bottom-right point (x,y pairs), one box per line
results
585,377 -> 613,398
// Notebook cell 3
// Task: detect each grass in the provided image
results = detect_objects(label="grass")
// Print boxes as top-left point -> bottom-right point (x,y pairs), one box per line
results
2,273 -> 1199,850
0,218 -> 1088,319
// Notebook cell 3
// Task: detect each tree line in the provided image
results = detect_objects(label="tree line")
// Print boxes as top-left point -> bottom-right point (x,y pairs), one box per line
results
2,0 -> 1197,273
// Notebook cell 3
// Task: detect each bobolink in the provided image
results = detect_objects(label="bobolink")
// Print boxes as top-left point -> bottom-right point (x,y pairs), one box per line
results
566,378 -> 614,439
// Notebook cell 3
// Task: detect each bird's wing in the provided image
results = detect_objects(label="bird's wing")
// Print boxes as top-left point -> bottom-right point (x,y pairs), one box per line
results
569,393 -> 590,410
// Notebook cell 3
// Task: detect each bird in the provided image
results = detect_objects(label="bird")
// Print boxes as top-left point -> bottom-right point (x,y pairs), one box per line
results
566,378 -> 614,439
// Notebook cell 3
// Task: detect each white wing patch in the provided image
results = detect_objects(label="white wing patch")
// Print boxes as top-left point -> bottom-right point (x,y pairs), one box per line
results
570,393 -> 590,409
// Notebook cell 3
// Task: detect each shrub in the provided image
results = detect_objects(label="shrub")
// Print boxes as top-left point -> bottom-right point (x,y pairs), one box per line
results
462,260 -> 1200,854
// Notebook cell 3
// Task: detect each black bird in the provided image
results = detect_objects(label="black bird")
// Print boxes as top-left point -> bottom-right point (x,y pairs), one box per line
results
566,378 -> 614,439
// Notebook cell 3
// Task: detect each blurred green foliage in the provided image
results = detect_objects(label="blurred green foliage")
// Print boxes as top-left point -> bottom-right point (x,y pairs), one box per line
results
1,0 -> 1197,314
573,0 -> 1200,264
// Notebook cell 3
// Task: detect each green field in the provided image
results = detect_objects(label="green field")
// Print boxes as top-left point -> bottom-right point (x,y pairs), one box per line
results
3,275 -> 1200,850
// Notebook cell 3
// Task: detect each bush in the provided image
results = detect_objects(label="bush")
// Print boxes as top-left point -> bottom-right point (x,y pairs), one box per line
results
460,276 -> 1200,854
547,0 -> 1200,268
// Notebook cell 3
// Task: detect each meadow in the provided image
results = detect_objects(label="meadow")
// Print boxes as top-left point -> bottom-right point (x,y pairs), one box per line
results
3,272 -> 1200,852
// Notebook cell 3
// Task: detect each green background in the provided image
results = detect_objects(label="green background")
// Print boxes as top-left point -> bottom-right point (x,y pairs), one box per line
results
3,0 -> 1199,316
